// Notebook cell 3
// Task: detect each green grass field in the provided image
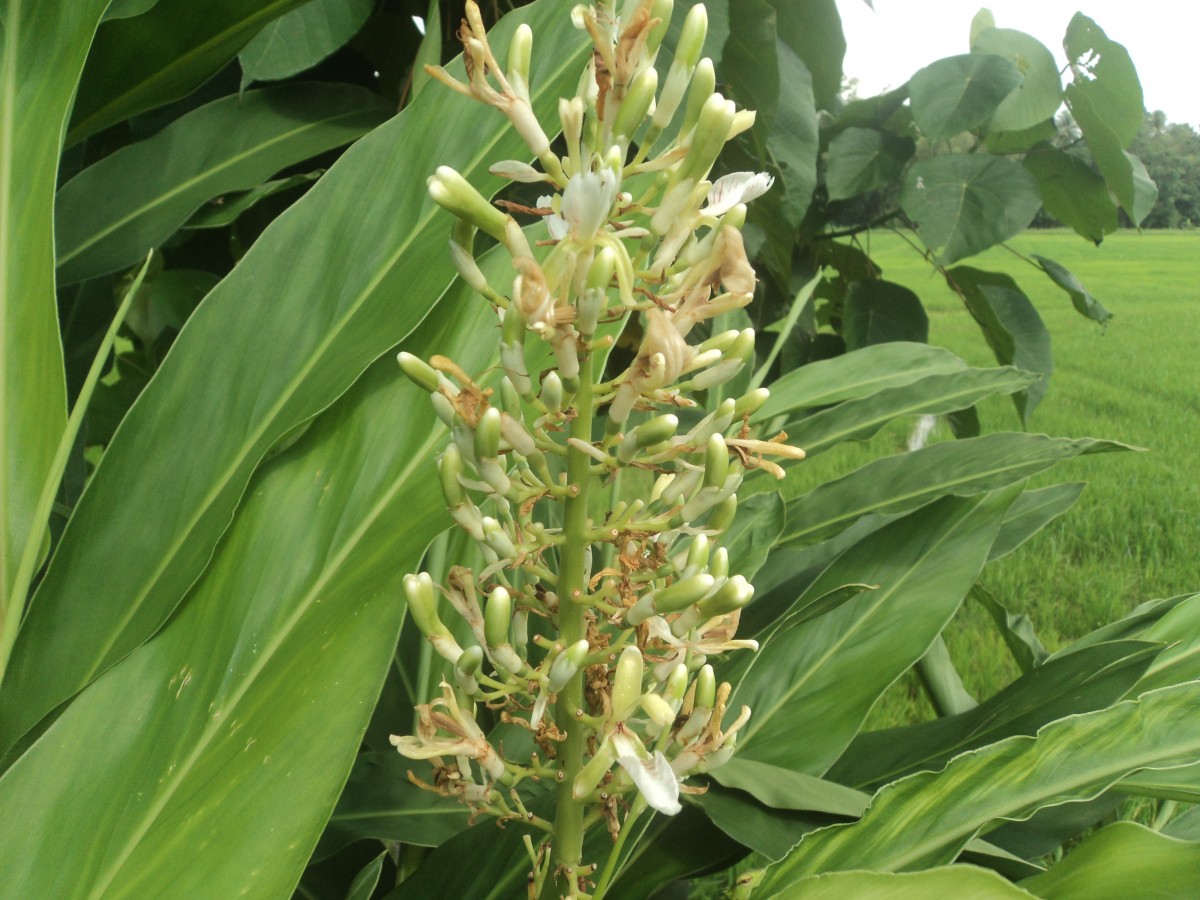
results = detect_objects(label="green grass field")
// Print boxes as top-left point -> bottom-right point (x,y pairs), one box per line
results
798,229 -> 1200,722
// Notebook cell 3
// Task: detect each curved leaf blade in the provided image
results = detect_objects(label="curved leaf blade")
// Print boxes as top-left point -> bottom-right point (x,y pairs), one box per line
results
842,280 -> 928,350
777,866 -> 1038,899
0,0 -> 589,755
56,83 -> 390,285
1023,146 -> 1118,246
760,681 -> 1200,888
971,27 -> 1062,133
909,54 -> 1022,140
239,0 -> 376,88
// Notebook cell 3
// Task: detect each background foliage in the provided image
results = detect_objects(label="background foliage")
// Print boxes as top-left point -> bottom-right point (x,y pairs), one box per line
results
1,0 -> 1196,897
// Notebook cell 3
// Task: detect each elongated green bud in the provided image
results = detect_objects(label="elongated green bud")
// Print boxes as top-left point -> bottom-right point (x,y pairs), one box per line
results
684,533 -> 710,575
659,467 -> 701,506
627,572 -> 715,625
646,0 -> 673,53
573,740 -> 616,800
695,663 -> 716,710
612,645 -> 645,720
540,370 -> 563,412
680,94 -> 734,182
475,406 -> 502,459
500,412 -> 536,456
613,68 -> 658,140
705,492 -> 738,534
512,609 -> 529,660
430,392 -> 455,428
438,444 -> 466,507
448,238 -> 488,293
507,24 -> 532,97
734,387 -> 770,419
665,663 -> 689,704
456,644 -> 484,677
677,5 -> 707,68
729,328 -> 756,362
548,638 -> 590,692
397,352 -> 439,392
404,573 -> 444,638
689,358 -> 744,391
484,586 -> 512,648
698,329 -> 739,356
703,433 -> 729,489
481,516 -> 516,558
642,692 -> 677,729
681,58 -> 716,135
618,413 -> 679,463
428,166 -> 509,242
697,574 -> 754,618
708,546 -> 729,579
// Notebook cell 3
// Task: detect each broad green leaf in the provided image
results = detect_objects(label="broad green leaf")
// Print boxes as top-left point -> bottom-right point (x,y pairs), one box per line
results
971,27 -> 1062,133
315,751 -> 470,859
1062,15 -> 1147,221
946,267 -> 1052,424
776,866 -> 1038,899
828,640 -> 1161,791
842,280 -> 927,350
104,0 -> 160,19
1022,145 -> 1118,245
0,280 -> 496,895
902,155 -> 1042,265
1128,592 -> 1200,693
1125,150 -> 1159,226
56,84 -> 390,285
693,786 -> 830,860
779,436 -> 1118,548
756,342 -> 967,422
1166,806 -> 1200,841
909,54 -> 1022,140
915,635 -> 977,716
731,491 -> 1016,774
346,851 -> 388,900
383,818 -> 532,899
759,681 -> 1200,887
410,0 -> 442,100
1031,254 -> 1112,326
768,42 -> 819,225
974,584 -> 1049,674
0,0 -> 589,757
712,758 -> 868,817
824,128 -> 914,201
609,806 -> 746,899
1055,594 -> 1196,654
1116,763 -> 1200,804
788,367 -> 1039,457
986,118 -> 1057,154
69,0 -> 315,143
0,0 -> 109,670
1020,822 -> 1200,899
239,0 -> 376,88
769,0 -> 845,110
988,481 -> 1086,562
184,172 -> 322,229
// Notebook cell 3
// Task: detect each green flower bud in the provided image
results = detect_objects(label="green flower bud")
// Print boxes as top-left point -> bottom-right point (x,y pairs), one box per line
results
548,638 -> 590,692
618,413 -> 679,463
456,644 -> 485,677
540,370 -> 563,412
642,692 -> 677,728
695,663 -> 716,709
703,433 -> 729,489
733,387 -> 770,419
688,358 -> 744,391
697,329 -> 739,356
679,94 -> 734,182
506,24 -> 533,97
675,4 -> 708,69
658,467 -> 701,506
501,304 -> 527,345
654,572 -> 716,613
481,516 -> 517,558
613,68 -> 658,140
475,406 -> 502,459
484,586 -> 512,649
573,741 -> 616,800
729,328 -> 756,362
438,444 -> 466,507
665,664 -> 689,704
396,351 -> 439,393
612,645 -> 645,720
708,546 -> 729,579
646,0 -> 673,53
405,573 -> 463,663
501,341 -> 532,397
428,166 -> 509,242
448,237 -> 489,294
681,58 -> 716,135
707,493 -> 738,534
684,533 -> 710,575
499,412 -> 536,457
430,391 -> 456,427
697,574 -> 754,618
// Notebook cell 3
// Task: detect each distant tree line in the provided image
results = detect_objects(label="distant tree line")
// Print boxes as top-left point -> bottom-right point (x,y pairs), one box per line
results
1123,112 -> 1200,227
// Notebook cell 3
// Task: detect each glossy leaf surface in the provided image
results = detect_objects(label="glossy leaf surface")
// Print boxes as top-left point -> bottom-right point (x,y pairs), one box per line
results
239,0 -> 376,87
909,54 -> 1021,140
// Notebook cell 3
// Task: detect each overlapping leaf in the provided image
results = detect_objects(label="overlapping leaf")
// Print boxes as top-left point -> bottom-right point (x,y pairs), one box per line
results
239,0 -> 376,87
0,0 -> 589,756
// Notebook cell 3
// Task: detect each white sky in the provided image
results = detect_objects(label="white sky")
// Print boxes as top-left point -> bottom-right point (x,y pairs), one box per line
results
837,0 -> 1197,127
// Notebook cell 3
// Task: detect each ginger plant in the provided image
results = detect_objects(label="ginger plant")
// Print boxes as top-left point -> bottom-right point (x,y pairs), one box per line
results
390,2 -> 803,896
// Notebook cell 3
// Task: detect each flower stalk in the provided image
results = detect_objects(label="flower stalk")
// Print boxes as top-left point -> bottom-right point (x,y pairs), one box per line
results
390,2 -> 804,895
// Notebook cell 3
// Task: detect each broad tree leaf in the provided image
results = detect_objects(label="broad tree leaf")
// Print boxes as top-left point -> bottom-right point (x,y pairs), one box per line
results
756,342 -> 967,422
971,27 -> 1062,133
988,481 -> 1086,562
759,681 -> 1200,888
315,751 -> 470,860
909,54 -> 1022,140
946,267 -> 1052,424
787,367 -> 1039,457
769,0 -> 845,110
1020,822 -> 1200,899
1062,14 -> 1147,221
777,866 -> 1038,899
1022,146 -> 1118,245
1031,255 -> 1112,325
56,84 -> 390,285
0,283 -> 496,895
824,127 -> 914,201
730,491 -> 1016,774
0,0 -> 108,665
842,280 -> 927,350
239,0 -> 376,88
828,640 -> 1161,791
1124,150 -> 1159,226
0,0 -> 589,757
987,118 -> 1057,154
779,436 -> 1119,548
902,155 -> 1042,265
68,0 -> 314,143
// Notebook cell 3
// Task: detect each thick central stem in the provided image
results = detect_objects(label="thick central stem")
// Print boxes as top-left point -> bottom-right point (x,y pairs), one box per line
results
545,350 -> 595,898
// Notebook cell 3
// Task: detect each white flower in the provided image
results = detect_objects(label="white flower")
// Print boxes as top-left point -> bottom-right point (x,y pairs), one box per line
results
611,730 -> 682,815
489,160 -> 547,183
559,169 -> 620,242
703,171 -> 775,217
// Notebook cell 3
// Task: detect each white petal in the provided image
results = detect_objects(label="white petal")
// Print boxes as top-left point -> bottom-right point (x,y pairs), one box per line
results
489,160 -> 547,182
546,213 -> 569,240
703,171 -> 775,216
562,170 -> 619,240
530,693 -> 550,729
617,751 -> 682,815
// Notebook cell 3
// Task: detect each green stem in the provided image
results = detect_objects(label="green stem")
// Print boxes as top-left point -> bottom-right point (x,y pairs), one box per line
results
592,796 -> 647,900
543,350 -> 596,899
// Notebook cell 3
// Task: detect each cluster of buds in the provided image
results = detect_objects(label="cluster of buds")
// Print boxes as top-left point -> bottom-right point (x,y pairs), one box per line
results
390,1 -> 804,894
